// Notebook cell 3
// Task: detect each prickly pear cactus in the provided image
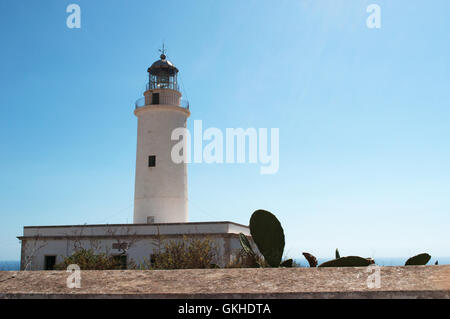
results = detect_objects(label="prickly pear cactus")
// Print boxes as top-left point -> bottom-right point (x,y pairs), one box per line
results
239,233 -> 255,256
405,253 -> 431,266
366,258 -> 375,265
249,209 -> 285,267
280,259 -> 293,267
335,249 -> 340,259
302,252 -> 318,267
318,256 -> 371,267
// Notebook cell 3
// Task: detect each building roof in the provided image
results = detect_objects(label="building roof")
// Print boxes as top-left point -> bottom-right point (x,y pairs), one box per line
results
18,221 -> 250,239
147,54 -> 178,76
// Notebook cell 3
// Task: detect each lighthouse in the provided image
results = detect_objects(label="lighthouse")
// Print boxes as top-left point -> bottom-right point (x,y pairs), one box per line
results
18,49 -> 251,270
133,50 -> 190,224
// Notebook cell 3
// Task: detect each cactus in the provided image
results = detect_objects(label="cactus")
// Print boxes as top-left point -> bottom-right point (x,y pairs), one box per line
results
318,256 -> 371,267
280,259 -> 293,267
302,252 -> 318,267
238,232 -> 261,267
335,248 -> 340,259
239,233 -> 256,256
249,209 -> 285,267
405,253 -> 431,266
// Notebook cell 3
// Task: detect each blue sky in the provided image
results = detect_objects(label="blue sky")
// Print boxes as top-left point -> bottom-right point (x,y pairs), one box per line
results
1,0 -> 449,261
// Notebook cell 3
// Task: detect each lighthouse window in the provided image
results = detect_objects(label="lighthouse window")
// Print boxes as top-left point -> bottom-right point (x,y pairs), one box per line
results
151,93 -> 160,105
158,75 -> 170,88
148,155 -> 156,167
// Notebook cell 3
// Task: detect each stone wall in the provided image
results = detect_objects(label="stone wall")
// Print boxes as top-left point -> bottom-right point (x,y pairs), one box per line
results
1,266 -> 449,299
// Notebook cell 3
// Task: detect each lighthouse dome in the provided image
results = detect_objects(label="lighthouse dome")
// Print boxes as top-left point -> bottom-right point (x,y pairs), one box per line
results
148,54 -> 178,76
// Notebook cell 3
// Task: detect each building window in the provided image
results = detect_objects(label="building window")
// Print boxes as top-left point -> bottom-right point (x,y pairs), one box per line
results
151,93 -> 160,105
112,255 -> 128,270
44,256 -> 56,270
147,216 -> 155,224
148,155 -> 156,167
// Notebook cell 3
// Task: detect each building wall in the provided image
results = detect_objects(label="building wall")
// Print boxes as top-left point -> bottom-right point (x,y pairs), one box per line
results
20,236 -> 242,270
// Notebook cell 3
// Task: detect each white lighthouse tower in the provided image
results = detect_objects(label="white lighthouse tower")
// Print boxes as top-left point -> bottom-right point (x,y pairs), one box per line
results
133,49 -> 190,224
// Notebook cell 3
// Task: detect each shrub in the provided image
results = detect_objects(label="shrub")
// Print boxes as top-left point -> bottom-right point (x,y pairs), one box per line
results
150,236 -> 219,269
54,248 -> 125,270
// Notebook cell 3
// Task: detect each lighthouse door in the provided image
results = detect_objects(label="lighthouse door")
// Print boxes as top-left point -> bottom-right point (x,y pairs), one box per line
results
152,93 -> 160,105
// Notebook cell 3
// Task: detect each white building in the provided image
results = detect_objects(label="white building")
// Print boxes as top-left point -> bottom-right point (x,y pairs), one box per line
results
18,51 -> 249,270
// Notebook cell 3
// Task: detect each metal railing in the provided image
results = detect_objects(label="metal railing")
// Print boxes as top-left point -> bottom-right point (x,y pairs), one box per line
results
135,97 -> 145,108
146,81 -> 179,91
135,97 -> 189,110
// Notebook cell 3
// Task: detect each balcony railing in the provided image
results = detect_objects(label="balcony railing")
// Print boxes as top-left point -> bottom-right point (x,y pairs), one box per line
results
146,81 -> 179,91
135,97 -> 189,110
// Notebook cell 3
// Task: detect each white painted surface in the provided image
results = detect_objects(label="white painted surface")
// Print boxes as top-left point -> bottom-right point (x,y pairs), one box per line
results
23,222 -> 250,237
133,88 -> 190,224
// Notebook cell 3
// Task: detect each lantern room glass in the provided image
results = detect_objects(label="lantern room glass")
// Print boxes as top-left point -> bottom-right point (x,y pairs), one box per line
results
149,73 -> 178,90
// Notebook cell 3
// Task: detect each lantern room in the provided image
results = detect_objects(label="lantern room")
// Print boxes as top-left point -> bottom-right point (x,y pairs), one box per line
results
147,53 -> 179,91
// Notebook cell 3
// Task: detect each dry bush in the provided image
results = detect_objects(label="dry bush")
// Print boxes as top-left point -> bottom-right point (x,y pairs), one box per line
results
54,248 -> 126,270
150,236 -> 220,269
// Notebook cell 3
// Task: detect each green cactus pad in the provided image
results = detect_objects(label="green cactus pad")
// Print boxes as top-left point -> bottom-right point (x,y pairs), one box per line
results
318,256 -> 371,268
302,252 -> 318,267
405,253 -> 431,266
239,233 -> 255,256
280,259 -> 293,267
249,209 -> 285,267
335,248 -> 341,259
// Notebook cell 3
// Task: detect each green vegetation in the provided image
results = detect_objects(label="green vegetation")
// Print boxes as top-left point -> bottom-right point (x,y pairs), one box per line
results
239,233 -> 255,257
54,248 -> 126,270
302,252 -> 318,267
238,209 -> 434,269
226,249 -> 265,268
280,259 -> 294,267
318,256 -> 372,268
54,210 -> 434,270
405,253 -> 431,266
237,209 -> 293,268
148,236 -> 219,270
335,248 -> 340,259
249,209 -> 286,267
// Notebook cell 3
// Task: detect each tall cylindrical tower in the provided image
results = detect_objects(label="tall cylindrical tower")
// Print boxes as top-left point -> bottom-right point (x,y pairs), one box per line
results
133,52 -> 190,224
